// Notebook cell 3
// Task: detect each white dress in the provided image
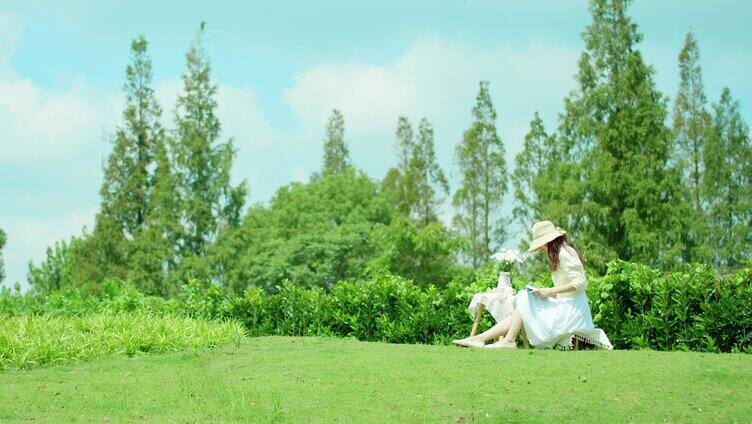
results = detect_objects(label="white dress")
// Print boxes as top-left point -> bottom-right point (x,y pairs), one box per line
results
514,245 -> 613,350
467,274 -> 516,323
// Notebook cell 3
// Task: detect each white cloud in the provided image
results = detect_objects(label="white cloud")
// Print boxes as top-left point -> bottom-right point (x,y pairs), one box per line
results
0,13 -> 119,161
286,62 -> 416,134
0,76 -> 272,287
289,168 -> 309,183
217,84 -> 273,150
0,12 -> 106,286
214,84 -> 277,199
284,35 -> 579,181
0,78 -> 121,160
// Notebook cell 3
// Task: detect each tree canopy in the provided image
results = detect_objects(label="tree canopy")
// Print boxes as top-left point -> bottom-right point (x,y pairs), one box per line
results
26,1 -> 751,295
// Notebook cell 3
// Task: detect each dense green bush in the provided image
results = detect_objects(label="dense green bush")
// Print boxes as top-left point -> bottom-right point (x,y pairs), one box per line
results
0,280 -> 176,316
588,261 -> 752,353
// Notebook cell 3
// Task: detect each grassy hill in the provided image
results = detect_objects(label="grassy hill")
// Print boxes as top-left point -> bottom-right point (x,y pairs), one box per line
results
1,336 -> 750,423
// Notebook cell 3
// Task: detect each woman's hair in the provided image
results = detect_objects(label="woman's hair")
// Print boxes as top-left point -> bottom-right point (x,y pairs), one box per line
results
546,235 -> 585,271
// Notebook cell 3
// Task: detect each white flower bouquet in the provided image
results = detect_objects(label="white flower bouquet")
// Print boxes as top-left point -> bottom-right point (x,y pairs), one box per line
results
490,249 -> 524,273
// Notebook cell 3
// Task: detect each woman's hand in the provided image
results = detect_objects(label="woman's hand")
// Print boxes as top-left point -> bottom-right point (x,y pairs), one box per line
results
533,287 -> 557,298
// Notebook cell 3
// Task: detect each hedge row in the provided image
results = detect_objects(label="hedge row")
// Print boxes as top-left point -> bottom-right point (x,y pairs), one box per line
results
2,261 -> 750,352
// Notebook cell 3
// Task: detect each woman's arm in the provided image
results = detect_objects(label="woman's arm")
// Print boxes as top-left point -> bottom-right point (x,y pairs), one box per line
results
533,283 -> 577,298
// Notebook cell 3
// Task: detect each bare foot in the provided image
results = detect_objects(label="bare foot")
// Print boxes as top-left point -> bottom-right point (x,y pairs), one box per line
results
452,337 -> 485,348
484,339 -> 517,349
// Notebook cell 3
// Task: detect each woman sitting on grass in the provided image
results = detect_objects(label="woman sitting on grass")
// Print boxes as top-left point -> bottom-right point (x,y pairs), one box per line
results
453,220 -> 612,350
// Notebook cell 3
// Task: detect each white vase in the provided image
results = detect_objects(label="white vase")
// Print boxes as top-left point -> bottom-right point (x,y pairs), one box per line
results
497,271 -> 511,289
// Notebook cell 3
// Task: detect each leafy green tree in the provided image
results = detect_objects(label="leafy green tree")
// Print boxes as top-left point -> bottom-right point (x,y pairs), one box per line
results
173,22 -> 247,264
410,118 -> 449,227
368,216 -> 458,286
27,236 -> 87,294
556,0 -> 689,270
395,116 -> 414,179
83,214 -> 131,285
0,227 -> 6,283
703,88 -> 752,269
322,109 -> 351,175
212,170 -> 392,292
28,239 -> 73,294
672,30 -> 712,263
452,81 -> 509,267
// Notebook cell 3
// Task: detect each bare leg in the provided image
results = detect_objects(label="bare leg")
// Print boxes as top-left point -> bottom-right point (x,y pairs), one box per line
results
454,310 -> 523,348
500,310 -> 523,343
469,316 -> 513,342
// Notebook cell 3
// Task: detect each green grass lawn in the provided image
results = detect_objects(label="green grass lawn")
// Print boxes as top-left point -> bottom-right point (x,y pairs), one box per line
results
1,336 -> 750,423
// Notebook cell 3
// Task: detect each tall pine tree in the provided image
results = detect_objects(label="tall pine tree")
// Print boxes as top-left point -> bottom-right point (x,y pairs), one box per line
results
322,109 -> 351,174
395,116 -> 414,178
511,112 -> 556,234
173,22 -> 247,265
78,34 -> 166,286
703,88 -> 752,269
410,118 -> 448,227
557,0 -> 689,270
453,81 -> 509,267
673,30 -> 711,210
382,116 -> 418,217
672,30 -> 712,263
129,141 -> 183,295
98,35 -> 164,239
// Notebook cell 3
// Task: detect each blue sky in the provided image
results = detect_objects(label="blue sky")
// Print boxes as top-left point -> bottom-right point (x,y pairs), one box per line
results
1,1 -> 750,288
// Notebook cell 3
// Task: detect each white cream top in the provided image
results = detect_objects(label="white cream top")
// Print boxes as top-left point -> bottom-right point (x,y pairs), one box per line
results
552,244 -> 587,298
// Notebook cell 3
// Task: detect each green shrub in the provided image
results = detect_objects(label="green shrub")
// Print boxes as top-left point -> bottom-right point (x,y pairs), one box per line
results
0,280 -> 177,317
588,260 -> 752,353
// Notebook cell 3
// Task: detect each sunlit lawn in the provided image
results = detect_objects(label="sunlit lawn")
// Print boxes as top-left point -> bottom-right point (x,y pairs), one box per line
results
1,336 -> 750,423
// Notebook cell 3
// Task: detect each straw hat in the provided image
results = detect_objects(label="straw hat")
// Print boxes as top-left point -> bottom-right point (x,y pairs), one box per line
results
527,220 -> 567,252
